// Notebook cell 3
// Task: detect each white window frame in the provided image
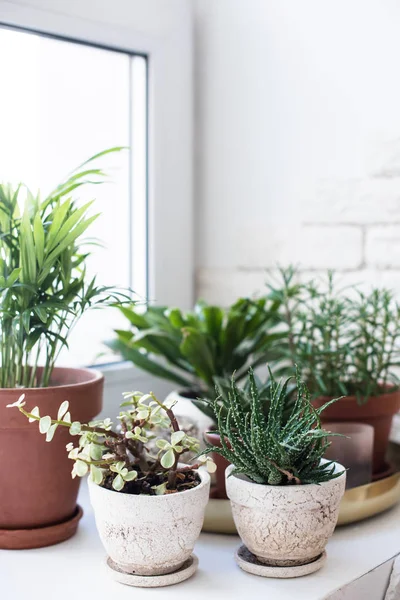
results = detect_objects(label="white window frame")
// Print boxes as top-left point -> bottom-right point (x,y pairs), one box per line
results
0,0 -> 193,410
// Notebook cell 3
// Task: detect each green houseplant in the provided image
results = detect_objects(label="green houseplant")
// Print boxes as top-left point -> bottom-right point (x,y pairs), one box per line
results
0,149 -> 128,550
9,391 -> 213,585
267,267 -> 400,475
107,298 -> 282,499
201,369 -> 346,576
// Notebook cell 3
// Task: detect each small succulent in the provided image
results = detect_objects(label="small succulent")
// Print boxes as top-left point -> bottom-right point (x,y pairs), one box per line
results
8,391 -> 215,494
201,368 -> 343,486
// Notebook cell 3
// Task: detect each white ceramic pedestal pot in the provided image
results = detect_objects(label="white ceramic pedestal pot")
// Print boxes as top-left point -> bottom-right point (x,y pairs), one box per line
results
226,463 -> 346,567
88,469 -> 210,576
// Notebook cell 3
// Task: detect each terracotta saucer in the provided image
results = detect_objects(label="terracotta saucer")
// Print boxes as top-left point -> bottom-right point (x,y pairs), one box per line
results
235,545 -> 327,578
106,554 -> 198,588
0,505 -> 83,550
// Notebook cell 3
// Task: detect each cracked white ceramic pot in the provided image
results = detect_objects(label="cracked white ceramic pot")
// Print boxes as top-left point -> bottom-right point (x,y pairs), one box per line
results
88,469 -> 210,576
226,462 -> 346,568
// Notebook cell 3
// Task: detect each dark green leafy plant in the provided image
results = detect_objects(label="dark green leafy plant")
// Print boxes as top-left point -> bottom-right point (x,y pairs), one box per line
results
267,267 -> 400,402
201,368 -> 343,485
0,148 -> 129,388
107,298 -> 283,416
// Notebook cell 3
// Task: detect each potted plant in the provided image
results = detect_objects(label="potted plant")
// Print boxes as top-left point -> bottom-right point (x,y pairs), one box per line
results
107,298 -> 282,497
201,368 -> 346,578
9,390 -> 212,588
201,370 -> 295,499
0,149 -> 127,549
268,267 -> 400,476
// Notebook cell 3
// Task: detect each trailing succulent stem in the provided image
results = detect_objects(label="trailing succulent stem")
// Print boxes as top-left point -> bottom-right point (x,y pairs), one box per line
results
8,392 -> 215,494
201,367 -> 343,486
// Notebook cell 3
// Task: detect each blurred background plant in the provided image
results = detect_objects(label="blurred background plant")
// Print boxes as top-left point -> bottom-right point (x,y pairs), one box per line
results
268,266 -> 400,402
107,298 -> 284,418
0,148 -> 129,388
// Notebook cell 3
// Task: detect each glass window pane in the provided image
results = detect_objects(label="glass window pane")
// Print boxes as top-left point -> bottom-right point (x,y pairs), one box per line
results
0,27 -> 148,366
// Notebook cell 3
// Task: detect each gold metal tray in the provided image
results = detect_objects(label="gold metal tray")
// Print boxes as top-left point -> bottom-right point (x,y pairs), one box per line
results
202,472 -> 400,534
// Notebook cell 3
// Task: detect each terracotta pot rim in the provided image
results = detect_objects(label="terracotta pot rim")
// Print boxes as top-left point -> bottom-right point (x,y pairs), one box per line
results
315,386 -> 400,403
88,468 -> 210,501
225,461 -> 346,492
0,366 -> 103,393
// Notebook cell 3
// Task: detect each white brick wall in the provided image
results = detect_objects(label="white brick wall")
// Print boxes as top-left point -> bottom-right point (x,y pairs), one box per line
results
196,142 -> 400,305
194,2 -> 400,306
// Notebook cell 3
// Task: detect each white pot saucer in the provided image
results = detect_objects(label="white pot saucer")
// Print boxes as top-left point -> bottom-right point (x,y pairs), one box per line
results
106,554 -> 198,588
235,545 -> 327,579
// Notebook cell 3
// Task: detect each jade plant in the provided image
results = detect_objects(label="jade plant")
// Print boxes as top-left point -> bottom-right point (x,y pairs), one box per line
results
267,266 -> 400,402
0,148 -> 128,388
8,391 -> 215,494
107,298 -> 283,418
201,368 -> 343,485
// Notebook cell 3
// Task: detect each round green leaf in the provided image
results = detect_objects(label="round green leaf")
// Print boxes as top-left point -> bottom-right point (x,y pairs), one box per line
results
75,460 -> 89,477
69,421 -> 81,436
161,448 -> 175,469
57,400 -> 69,421
124,470 -> 137,482
46,423 -> 58,442
90,465 -> 103,485
39,415 -> 51,434
112,474 -> 124,491
171,430 -> 186,446
28,406 -> 40,423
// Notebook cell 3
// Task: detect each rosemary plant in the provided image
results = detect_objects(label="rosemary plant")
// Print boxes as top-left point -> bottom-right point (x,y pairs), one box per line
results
8,391 -> 215,494
267,267 -> 400,402
201,368 -> 343,485
0,148 -> 128,388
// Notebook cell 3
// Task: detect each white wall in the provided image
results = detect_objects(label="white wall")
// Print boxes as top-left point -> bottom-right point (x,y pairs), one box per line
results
194,0 -> 400,304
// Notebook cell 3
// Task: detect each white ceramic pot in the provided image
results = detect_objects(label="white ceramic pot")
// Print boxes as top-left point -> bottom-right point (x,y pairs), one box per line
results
226,462 -> 346,567
165,390 -> 214,449
88,469 -> 210,576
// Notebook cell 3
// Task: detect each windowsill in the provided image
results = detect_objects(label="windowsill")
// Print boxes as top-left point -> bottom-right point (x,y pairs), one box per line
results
2,479 -> 399,599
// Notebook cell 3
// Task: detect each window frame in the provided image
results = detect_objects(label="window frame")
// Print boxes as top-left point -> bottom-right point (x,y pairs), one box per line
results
0,0 -> 194,410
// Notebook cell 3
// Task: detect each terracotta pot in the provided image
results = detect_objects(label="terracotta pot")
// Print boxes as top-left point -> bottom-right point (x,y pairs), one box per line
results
88,469 -> 210,577
313,389 -> 400,475
0,367 -> 103,548
204,431 -> 231,499
226,462 -> 346,570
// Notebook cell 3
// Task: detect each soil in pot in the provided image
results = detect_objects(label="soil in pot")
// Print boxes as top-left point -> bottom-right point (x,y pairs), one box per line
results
313,389 -> 400,475
0,367 -> 103,549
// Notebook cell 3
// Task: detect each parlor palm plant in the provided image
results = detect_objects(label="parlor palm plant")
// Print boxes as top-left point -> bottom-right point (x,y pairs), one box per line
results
0,147 -> 128,388
0,148 -> 131,550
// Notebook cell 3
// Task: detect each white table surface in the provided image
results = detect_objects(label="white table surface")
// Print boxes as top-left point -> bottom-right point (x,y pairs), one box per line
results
2,481 -> 400,600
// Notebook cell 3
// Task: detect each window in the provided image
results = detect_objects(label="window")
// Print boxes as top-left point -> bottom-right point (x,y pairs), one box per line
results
0,26 -> 148,366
